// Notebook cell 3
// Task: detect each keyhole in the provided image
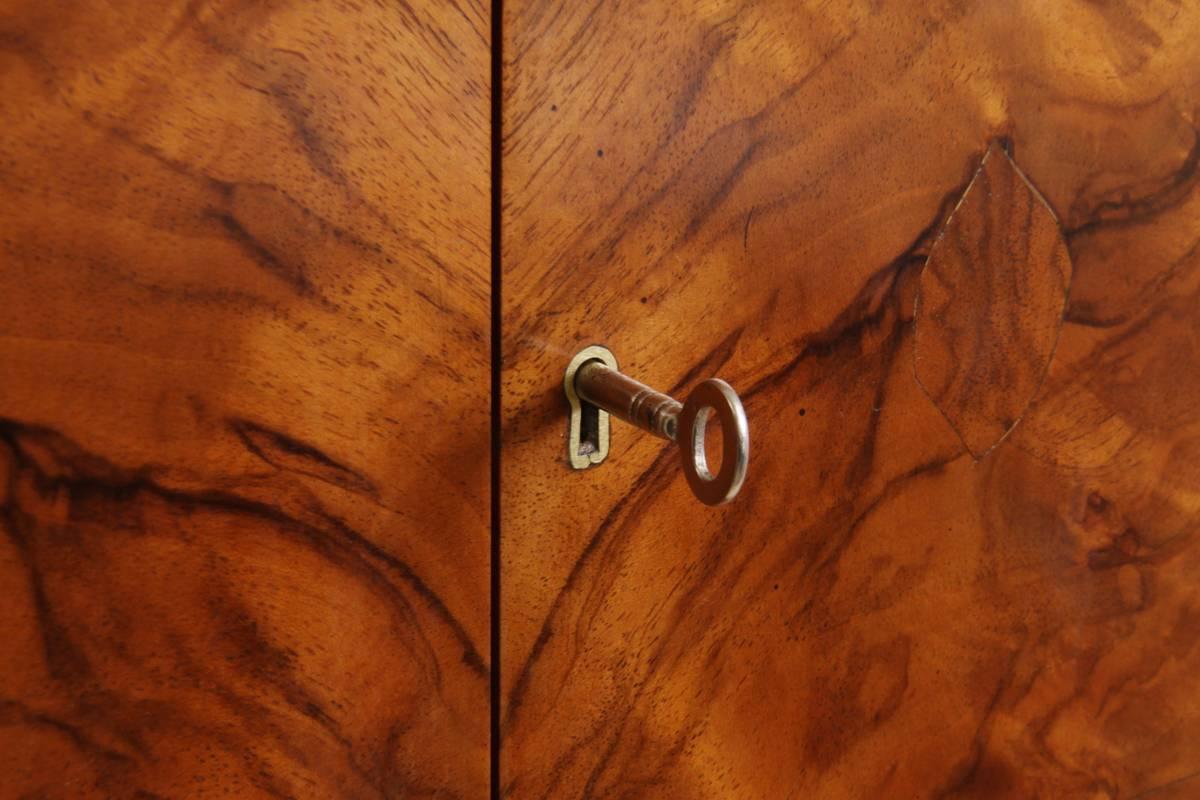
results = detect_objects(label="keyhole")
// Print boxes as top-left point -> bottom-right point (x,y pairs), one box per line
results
577,398 -> 600,457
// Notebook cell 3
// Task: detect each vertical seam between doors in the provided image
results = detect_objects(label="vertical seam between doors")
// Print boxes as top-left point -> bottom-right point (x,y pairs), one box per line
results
489,0 -> 503,796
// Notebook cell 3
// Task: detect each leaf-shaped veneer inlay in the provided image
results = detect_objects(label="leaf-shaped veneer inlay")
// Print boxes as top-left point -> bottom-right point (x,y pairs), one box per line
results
914,143 -> 1072,458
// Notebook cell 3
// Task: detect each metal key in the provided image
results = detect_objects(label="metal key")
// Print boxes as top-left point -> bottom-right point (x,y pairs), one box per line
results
564,345 -> 749,505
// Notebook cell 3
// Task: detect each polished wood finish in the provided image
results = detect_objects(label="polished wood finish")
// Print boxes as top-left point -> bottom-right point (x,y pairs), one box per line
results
501,2 -> 1200,797
916,143 -> 1072,458
0,2 -> 489,797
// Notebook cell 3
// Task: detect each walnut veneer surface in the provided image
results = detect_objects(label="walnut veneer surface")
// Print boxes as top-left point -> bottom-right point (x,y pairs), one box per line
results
0,1 -> 490,797
500,2 -> 1200,797
3,1 -> 1200,798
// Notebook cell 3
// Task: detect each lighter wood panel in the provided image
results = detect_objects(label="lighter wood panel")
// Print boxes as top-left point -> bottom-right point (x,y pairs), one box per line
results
0,1 -> 490,797
501,1 -> 1200,797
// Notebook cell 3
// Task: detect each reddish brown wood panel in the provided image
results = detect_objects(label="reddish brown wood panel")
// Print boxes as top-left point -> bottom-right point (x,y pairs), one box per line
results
0,1 -> 490,797
501,1 -> 1200,797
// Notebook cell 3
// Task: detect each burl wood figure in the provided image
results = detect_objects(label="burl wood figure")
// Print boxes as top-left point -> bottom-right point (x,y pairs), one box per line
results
1,2 -> 489,797
4,0 -> 1200,798
915,143 -> 1073,459
501,2 -> 1200,798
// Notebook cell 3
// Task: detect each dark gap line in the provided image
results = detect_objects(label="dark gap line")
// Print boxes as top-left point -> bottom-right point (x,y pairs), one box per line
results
489,0 -> 503,796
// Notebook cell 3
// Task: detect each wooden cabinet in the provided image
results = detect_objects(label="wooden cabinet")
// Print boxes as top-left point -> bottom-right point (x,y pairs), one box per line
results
3,1 -> 1200,798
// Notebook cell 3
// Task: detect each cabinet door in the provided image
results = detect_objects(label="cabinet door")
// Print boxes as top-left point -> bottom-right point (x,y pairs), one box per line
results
0,2 -> 490,797
501,2 -> 1200,797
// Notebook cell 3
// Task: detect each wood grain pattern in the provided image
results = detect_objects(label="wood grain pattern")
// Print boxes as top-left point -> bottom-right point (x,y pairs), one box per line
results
500,1 -> 1200,797
915,142 -> 1073,457
0,1 -> 489,797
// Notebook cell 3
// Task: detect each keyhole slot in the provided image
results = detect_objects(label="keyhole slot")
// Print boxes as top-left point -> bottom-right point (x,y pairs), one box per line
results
577,395 -> 600,457
564,346 -> 618,470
